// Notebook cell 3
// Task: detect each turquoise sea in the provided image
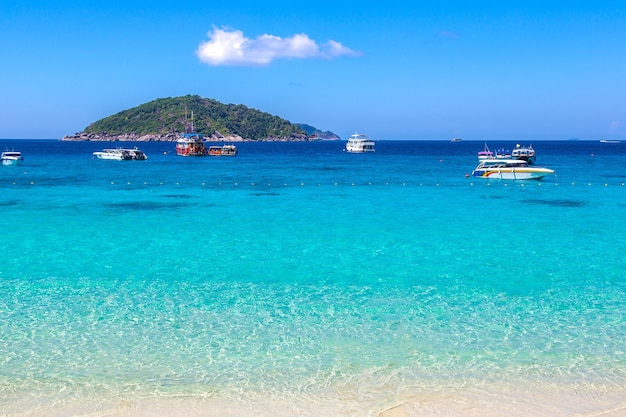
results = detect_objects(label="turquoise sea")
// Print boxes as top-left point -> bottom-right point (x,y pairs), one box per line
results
1,139 -> 626,416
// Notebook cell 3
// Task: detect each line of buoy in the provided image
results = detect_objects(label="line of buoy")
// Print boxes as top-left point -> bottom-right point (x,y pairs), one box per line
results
6,181 -> 626,187
101,182 -> 623,187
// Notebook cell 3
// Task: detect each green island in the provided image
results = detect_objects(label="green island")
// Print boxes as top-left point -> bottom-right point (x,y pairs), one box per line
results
62,95 -> 339,142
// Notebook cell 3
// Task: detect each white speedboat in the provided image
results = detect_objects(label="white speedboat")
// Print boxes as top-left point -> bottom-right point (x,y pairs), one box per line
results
93,149 -> 132,160
1,150 -> 24,166
472,159 -> 554,180
93,147 -> 147,160
511,144 -> 536,164
345,133 -> 375,153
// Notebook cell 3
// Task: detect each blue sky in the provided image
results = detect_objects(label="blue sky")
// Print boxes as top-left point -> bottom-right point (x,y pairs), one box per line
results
1,1 -> 625,140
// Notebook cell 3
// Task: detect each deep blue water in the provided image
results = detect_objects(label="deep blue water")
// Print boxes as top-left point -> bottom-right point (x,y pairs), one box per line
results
1,139 -> 625,416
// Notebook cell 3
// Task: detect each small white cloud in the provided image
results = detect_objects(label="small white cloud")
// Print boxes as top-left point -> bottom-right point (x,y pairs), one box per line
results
196,26 -> 361,66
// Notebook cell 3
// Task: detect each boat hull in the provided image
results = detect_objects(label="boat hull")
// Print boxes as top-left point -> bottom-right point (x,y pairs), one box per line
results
93,148 -> 146,160
1,157 -> 23,166
346,148 -> 375,153
93,152 -> 125,160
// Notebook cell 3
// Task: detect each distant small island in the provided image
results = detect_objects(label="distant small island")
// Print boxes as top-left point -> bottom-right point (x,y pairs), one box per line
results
62,95 -> 340,142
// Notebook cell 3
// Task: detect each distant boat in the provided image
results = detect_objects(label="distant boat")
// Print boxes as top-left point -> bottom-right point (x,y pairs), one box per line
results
208,144 -> 238,156
176,134 -> 208,156
93,147 -> 147,161
176,110 -> 208,156
600,139 -> 621,144
495,147 -> 512,159
451,137 -> 463,142
511,144 -> 536,164
477,143 -> 494,160
1,150 -> 24,166
221,144 -> 238,156
345,133 -> 375,153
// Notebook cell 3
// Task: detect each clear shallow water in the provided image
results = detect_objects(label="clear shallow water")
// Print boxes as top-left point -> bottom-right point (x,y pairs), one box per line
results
1,139 -> 626,416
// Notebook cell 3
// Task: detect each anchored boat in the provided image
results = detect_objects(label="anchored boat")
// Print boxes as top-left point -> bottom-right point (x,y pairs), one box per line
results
176,134 -> 208,156
93,147 -> 147,160
511,144 -> 536,164
1,150 -> 24,166
208,144 -> 238,156
472,159 -> 554,180
345,133 -> 375,153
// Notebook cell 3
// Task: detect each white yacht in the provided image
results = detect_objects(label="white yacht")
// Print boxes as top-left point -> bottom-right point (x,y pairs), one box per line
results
1,150 -> 24,166
345,133 -> 375,153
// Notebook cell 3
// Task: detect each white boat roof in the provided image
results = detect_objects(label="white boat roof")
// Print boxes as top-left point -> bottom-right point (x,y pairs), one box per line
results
349,132 -> 370,139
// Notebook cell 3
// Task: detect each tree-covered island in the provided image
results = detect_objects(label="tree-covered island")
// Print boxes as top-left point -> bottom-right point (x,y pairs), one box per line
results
62,95 -> 339,142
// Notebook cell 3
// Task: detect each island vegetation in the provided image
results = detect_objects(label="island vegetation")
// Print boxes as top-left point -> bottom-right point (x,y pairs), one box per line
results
62,95 -> 339,142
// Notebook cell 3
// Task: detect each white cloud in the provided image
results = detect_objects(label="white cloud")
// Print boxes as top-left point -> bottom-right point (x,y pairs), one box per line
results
196,26 -> 361,66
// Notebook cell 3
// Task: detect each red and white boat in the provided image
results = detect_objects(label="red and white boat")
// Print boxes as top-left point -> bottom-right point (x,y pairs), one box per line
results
176,134 -> 208,156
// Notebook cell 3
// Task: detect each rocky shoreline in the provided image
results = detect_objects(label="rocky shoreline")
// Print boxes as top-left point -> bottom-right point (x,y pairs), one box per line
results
61,131 -> 317,142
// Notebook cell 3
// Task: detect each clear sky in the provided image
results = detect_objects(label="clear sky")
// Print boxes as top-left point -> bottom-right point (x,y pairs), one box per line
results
1,1 -> 625,140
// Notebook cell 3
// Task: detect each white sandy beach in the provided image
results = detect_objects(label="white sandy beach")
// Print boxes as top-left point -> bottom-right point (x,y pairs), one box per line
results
4,383 -> 626,417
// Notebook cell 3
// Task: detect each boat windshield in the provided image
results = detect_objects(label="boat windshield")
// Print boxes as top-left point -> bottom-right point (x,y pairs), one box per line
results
478,160 -> 529,168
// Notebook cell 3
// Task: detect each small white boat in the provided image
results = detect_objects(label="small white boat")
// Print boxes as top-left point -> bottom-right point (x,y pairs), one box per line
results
472,159 -> 554,180
451,137 -> 463,142
93,149 -> 132,160
1,150 -> 24,166
221,144 -> 238,156
600,139 -> 621,144
511,144 -> 536,164
93,147 -> 147,161
345,133 -> 375,153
